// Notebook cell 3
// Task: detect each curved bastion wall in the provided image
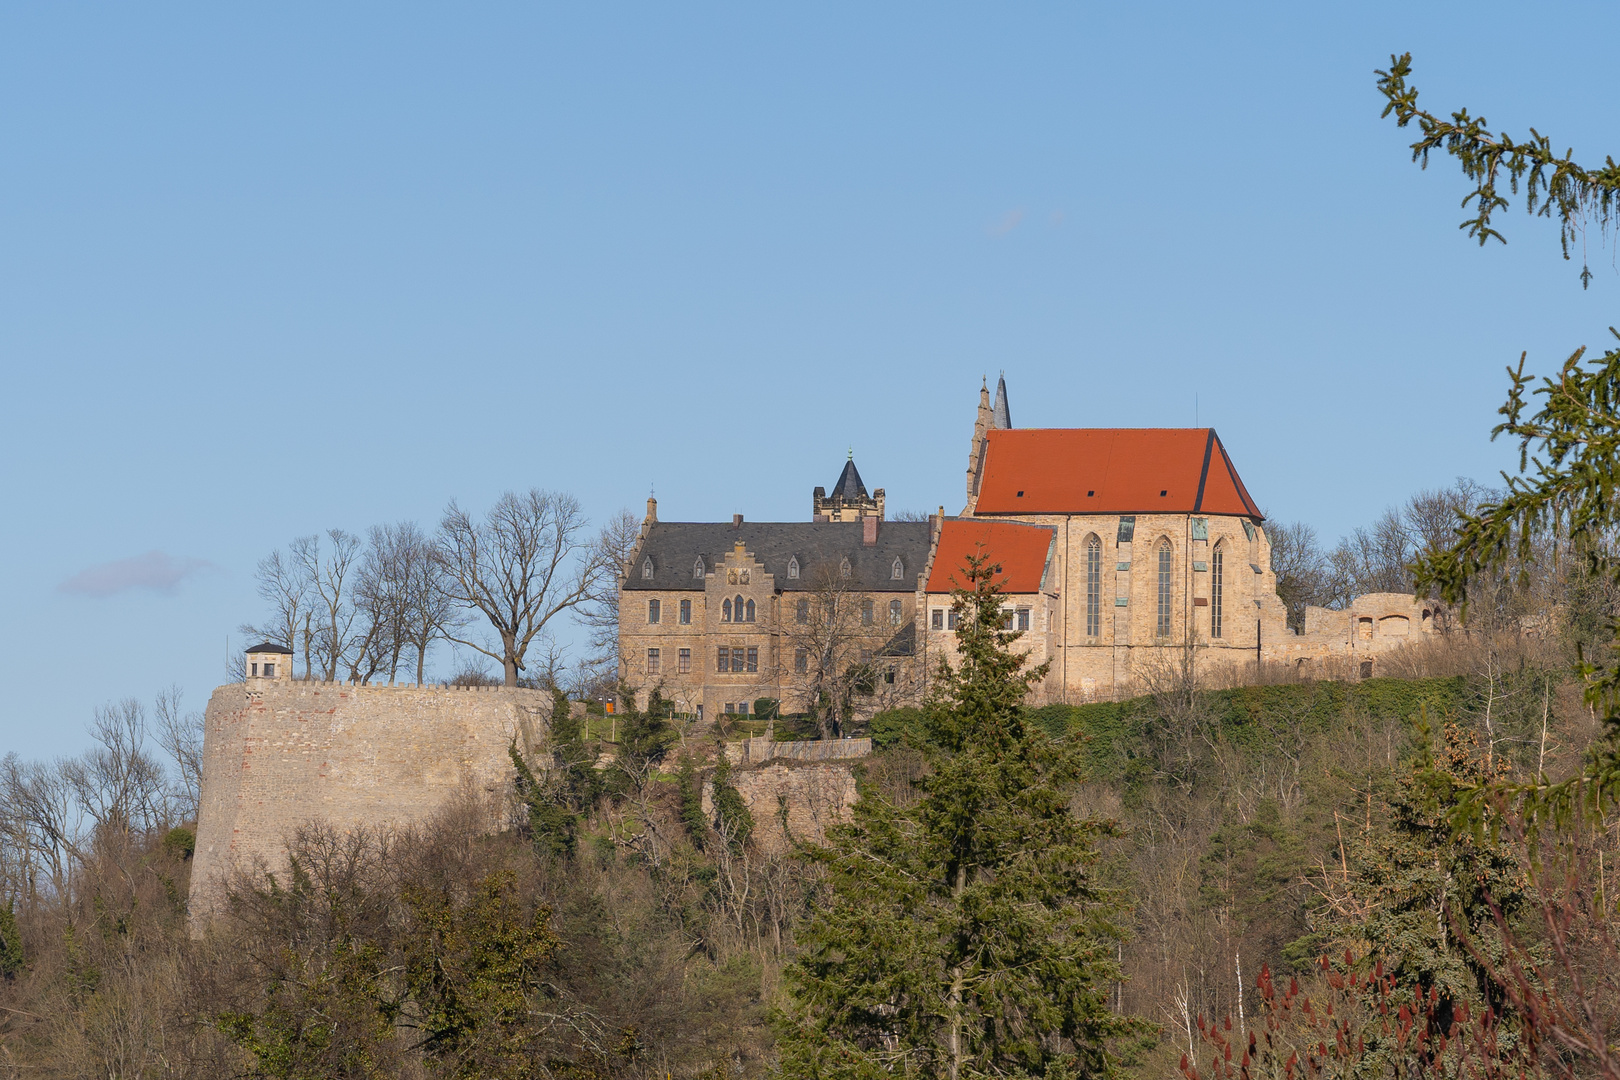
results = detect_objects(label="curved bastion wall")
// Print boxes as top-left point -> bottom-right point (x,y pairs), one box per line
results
189,680 -> 553,923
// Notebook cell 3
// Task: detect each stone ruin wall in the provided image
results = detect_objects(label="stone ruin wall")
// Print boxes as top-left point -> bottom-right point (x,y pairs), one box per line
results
704,759 -> 860,854
189,681 -> 553,920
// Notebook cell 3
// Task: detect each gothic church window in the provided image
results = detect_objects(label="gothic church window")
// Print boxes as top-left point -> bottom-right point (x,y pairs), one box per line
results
1211,545 -> 1224,639
744,598 -> 755,622
1156,540 -> 1173,638
642,557 -> 654,580
1085,535 -> 1102,637
722,598 -> 732,622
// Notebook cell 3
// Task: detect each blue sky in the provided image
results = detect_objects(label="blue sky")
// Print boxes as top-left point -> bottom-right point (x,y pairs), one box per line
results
3,3 -> 1618,759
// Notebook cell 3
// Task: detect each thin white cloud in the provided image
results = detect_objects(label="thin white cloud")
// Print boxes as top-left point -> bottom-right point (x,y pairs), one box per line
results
988,208 -> 1025,237
59,550 -> 215,597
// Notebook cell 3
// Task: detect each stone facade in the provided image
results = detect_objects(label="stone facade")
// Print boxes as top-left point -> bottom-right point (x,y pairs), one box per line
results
189,680 -> 552,920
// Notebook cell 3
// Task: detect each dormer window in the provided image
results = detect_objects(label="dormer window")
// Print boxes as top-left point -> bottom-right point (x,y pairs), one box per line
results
693,557 -> 705,579
891,557 -> 904,580
839,558 -> 851,578
641,557 -> 654,580
787,556 -> 799,580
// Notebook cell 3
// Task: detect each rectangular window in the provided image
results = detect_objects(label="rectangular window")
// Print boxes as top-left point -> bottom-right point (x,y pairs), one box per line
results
746,647 -> 758,672
264,663 -> 274,677
1086,540 -> 1101,637
1017,607 -> 1030,631
251,663 -> 259,677
931,609 -> 944,630
679,599 -> 691,624
678,648 -> 691,673
890,600 -> 903,626
647,648 -> 661,674
862,599 -> 874,626
1211,548 -> 1224,638
797,598 -> 810,624
717,647 -> 730,673
648,598 -> 660,624
732,649 -> 746,673
795,648 -> 808,673
738,701 -> 749,715
724,702 -> 734,715
884,665 -> 896,684
947,610 -> 959,630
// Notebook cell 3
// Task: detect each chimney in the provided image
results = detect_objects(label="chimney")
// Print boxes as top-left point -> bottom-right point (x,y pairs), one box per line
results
732,513 -> 743,528
863,516 -> 879,546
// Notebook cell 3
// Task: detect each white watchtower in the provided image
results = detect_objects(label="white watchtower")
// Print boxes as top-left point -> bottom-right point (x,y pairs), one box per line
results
245,642 -> 293,681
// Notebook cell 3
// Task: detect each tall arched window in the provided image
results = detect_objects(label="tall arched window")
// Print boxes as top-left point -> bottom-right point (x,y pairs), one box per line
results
1085,536 -> 1102,637
1156,540 -> 1173,638
693,557 -> 705,579
1211,545 -> 1224,639
787,556 -> 799,579
735,595 -> 746,622
744,598 -> 755,622
722,598 -> 732,622
642,557 -> 654,580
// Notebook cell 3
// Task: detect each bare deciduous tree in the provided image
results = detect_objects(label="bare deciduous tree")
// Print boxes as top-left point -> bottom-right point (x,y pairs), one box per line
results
437,490 -> 607,687
240,548 -> 312,674
293,530 -> 362,682
576,508 -> 641,684
773,571 -> 912,738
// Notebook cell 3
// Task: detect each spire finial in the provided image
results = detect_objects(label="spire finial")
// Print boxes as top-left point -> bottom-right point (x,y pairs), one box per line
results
847,446 -> 853,461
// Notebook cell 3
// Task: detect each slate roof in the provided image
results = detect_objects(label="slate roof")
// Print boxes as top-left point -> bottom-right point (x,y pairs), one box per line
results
626,520 -> 930,592
992,375 -> 1011,430
973,428 -> 1263,518
926,520 -> 1055,594
246,642 -> 294,654
832,458 -> 868,500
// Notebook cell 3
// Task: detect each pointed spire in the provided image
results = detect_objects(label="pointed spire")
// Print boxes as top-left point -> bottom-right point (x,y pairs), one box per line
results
833,457 -> 867,500
992,373 -> 1012,429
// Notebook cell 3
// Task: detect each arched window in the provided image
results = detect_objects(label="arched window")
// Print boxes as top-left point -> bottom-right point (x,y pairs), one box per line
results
693,557 -> 704,579
889,599 -> 902,626
735,595 -> 746,623
891,557 -> 904,580
722,598 -> 732,622
1085,536 -> 1102,637
1156,540 -> 1173,638
1211,544 -> 1224,639
745,598 -> 755,622
787,556 -> 799,580
862,599 -> 874,626
642,557 -> 654,580
839,558 -> 851,578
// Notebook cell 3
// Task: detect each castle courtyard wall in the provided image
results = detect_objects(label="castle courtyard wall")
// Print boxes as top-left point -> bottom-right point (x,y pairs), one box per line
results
189,680 -> 552,922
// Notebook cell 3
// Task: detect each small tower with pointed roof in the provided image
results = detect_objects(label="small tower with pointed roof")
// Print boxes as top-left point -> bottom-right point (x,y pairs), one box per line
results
965,374 -> 1013,512
811,450 -> 886,521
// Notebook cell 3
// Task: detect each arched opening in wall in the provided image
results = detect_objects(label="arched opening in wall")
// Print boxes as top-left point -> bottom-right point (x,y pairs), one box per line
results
722,598 -> 733,622
745,598 -> 756,622
1359,660 -> 1374,679
1085,535 -> 1102,637
1421,608 -> 1432,629
1379,615 -> 1409,637
1357,617 -> 1373,641
1155,539 -> 1173,638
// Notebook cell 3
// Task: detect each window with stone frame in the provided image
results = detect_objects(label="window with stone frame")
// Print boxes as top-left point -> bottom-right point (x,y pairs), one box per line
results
693,557 -> 704,579
795,647 -> 808,673
722,598 -> 733,622
734,595 -> 745,622
1016,607 -> 1030,631
839,557 -> 851,578
646,648 -> 660,674
746,647 -> 758,672
731,648 -> 746,673
647,598 -> 660,624
679,599 -> 691,624
862,599 -> 874,626
1156,540 -> 1174,637
891,557 -> 904,580
1086,535 -> 1102,637
889,599 -> 902,626
931,609 -> 944,630
716,647 -> 730,673
788,556 -> 799,579
1211,545 -> 1224,638
642,557 -> 654,580
677,648 -> 691,674
744,598 -> 755,622
947,609 -> 959,630
797,598 -> 810,624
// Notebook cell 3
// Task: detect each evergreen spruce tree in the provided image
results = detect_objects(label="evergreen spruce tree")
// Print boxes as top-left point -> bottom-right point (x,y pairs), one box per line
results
779,554 -> 1138,1080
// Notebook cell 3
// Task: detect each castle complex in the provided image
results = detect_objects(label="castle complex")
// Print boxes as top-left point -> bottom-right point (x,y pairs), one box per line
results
190,376 -> 1440,921
619,376 -> 1443,713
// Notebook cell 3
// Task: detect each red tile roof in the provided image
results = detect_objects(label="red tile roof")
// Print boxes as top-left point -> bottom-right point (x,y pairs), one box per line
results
926,520 -> 1055,595
973,428 -> 1262,518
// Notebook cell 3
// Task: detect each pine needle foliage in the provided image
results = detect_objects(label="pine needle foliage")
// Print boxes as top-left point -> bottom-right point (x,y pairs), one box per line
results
779,552 -> 1140,1080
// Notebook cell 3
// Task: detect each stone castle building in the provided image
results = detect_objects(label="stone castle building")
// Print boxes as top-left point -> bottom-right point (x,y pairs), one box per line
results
618,376 -> 1446,710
